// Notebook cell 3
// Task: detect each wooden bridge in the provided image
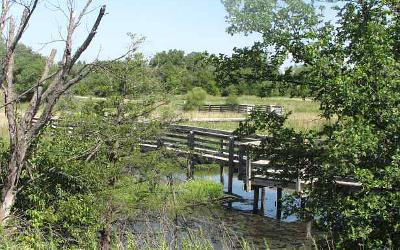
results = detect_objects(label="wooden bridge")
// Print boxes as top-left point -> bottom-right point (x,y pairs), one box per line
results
141,124 -> 362,220
141,124 -> 307,219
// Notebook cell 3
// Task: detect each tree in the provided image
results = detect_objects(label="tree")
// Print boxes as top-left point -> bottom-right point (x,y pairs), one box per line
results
226,0 -> 400,248
0,0 -> 108,224
150,50 -> 218,94
183,87 -> 207,111
74,52 -> 162,98
210,44 -> 292,97
0,43 -> 46,100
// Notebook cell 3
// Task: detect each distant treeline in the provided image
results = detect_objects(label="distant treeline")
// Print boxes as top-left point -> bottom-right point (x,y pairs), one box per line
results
9,44 -> 309,100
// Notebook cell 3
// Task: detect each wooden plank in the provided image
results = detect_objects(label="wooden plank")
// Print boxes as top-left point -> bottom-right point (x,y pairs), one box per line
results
161,137 -> 186,146
193,142 -> 220,151
194,137 -> 223,145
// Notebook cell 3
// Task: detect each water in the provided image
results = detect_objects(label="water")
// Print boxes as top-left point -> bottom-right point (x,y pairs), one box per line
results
197,167 -> 298,222
191,167 -> 313,249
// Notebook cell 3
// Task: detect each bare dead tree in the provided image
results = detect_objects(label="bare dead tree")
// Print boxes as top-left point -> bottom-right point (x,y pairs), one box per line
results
0,0 -> 107,223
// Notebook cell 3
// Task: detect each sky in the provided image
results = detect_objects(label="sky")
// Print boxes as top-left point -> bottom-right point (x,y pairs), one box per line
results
19,0 -> 261,61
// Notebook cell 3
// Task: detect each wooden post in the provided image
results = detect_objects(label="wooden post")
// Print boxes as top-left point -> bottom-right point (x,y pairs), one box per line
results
219,139 -> 224,155
253,186 -> 260,214
156,138 -> 163,149
296,176 -> 302,193
187,131 -> 195,180
218,138 -> 225,185
220,164 -> 224,185
301,196 -> 313,238
238,144 -> 245,180
245,155 -> 252,192
296,169 -> 302,193
228,136 -> 235,194
276,187 -> 282,220
261,187 -> 266,214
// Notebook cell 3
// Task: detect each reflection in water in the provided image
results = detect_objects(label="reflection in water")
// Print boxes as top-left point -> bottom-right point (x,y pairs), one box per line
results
196,167 -> 298,222
192,167 -> 313,249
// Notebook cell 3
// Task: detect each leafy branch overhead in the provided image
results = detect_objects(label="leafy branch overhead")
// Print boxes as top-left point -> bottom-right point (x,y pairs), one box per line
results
226,0 -> 400,248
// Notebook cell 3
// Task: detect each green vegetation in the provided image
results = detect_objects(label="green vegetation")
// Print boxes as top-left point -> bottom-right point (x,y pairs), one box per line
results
226,0 -> 400,248
183,87 -> 207,111
0,0 -> 398,249
225,93 -> 239,107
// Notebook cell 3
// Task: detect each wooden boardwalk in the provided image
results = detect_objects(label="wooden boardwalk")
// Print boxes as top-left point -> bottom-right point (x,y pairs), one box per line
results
142,125 -> 361,193
142,124 -> 362,220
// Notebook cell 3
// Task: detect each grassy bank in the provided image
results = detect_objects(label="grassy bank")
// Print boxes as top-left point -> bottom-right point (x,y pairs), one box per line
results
0,95 -> 329,138
173,95 -> 330,132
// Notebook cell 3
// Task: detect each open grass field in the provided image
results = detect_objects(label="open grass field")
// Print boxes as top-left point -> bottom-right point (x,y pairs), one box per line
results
0,101 -> 31,138
0,95 -> 330,139
173,95 -> 331,132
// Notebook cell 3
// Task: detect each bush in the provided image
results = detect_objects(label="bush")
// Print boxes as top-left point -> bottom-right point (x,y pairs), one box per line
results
225,94 -> 239,107
183,87 -> 207,110
178,180 -> 223,204
221,85 -> 238,97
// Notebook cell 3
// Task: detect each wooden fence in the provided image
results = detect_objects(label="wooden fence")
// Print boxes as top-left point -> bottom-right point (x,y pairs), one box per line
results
142,125 -> 361,192
198,104 -> 284,115
141,124 -> 276,193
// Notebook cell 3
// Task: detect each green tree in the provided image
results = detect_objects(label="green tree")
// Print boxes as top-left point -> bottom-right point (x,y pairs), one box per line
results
183,87 -> 207,111
0,43 -> 46,100
210,44 -> 287,97
74,52 -> 162,98
226,0 -> 400,248
150,50 -> 218,94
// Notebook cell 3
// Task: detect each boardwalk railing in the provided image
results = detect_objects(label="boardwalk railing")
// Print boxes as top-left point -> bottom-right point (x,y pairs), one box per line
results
141,125 -> 281,193
198,104 -> 284,115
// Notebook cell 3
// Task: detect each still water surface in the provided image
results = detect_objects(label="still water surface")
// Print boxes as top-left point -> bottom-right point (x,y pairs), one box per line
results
193,167 -> 313,249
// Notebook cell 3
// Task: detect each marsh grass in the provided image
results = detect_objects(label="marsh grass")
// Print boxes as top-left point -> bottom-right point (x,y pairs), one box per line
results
171,95 -> 319,113
181,111 -> 246,120
0,101 -> 31,139
182,121 -> 240,131
182,113 -> 334,132
174,94 -> 331,132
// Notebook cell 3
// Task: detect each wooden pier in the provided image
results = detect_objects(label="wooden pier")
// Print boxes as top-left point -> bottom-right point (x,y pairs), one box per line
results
141,124 -> 362,222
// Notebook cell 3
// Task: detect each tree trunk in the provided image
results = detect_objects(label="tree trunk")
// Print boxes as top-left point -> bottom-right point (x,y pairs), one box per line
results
0,144 -> 27,223
99,228 -> 111,250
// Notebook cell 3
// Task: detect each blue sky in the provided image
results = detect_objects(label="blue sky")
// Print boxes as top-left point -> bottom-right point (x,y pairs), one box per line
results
20,0 -> 260,61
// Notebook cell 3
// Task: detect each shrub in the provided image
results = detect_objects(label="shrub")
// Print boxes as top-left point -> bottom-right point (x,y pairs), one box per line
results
178,180 -> 223,204
221,85 -> 238,97
225,94 -> 239,107
183,87 -> 207,110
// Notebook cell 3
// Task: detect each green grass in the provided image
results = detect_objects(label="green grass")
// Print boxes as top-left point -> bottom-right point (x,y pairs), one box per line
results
182,121 -> 241,131
170,95 -> 319,113
0,95 -> 328,138
0,101 -> 31,138
174,94 -> 331,132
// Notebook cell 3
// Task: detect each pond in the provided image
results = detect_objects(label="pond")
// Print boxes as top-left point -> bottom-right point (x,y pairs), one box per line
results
192,167 -> 313,249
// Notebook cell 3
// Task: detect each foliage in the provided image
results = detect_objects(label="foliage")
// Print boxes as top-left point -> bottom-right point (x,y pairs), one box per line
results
0,43 -> 46,101
210,44 -> 307,97
73,53 -> 163,98
150,50 -> 218,95
225,93 -> 239,107
178,180 -> 223,205
211,45 -> 280,96
226,0 -> 400,248
3,94 -> 224,248
183,87 -> 207,111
